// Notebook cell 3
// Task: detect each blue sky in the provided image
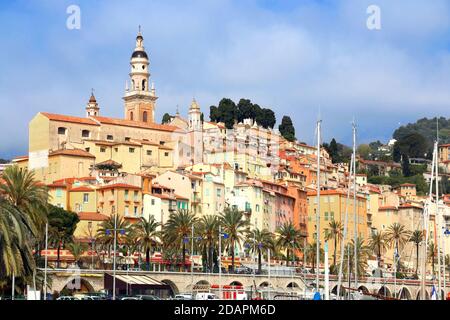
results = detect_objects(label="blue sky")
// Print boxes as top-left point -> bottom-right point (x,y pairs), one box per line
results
1,0 -> 450,159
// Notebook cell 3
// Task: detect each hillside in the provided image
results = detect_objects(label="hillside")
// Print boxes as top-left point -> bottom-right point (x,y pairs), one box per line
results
393,117 -> 450,147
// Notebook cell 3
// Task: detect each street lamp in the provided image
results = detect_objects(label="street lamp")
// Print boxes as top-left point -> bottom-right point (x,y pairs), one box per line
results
106,220 -> 126,301
218,226 -> 229,299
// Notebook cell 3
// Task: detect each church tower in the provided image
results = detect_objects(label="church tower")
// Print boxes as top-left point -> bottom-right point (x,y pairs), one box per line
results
86,91 -> 100,117
123,27 -> 157,123
188,98 -> 204,164
188,98 -> 202,131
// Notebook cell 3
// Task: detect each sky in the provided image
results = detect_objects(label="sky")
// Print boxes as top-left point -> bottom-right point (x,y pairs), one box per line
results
0,0 -> 450,159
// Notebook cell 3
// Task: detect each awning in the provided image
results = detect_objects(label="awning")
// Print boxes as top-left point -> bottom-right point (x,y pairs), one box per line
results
104,273 -> 170,291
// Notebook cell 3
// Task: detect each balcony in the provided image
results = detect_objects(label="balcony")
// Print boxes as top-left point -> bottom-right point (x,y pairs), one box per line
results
191,195 -> 201,204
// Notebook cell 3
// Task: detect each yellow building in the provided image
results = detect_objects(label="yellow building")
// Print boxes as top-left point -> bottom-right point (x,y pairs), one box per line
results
97,183 -> 143,223
307,190 -> 368,265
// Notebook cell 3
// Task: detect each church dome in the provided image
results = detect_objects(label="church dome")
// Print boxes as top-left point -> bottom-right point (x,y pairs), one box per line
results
131,50 -> 148,59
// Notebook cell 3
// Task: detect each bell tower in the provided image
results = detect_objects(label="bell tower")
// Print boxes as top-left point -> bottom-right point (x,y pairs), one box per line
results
123,27 -> 157,123
86,90 -> 100,117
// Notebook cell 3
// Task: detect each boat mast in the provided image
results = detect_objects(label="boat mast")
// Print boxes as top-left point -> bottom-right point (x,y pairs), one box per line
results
421,144 -> 436,299
435,120 -> 442,299
352,121 -> 358,289
337,126 -> 355,299
316,119 -> 321,293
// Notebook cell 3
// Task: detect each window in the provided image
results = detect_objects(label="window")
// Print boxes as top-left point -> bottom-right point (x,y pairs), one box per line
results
134,191 -> 138,201
164,152 -> 169,157
107,135 -> 113,140
129,148 -> 135,153
83,193 -> 89,203
125,137 -> 130,142
57,127 -> 67,135
125,205 -> 129,216
151,199 -> 155,205
82,130 -> 90,138
324,212 -> 329,221
114,148 -> 118,152
256,204 -> 260,212
134,206 -> 138,216
56,188 -> 63,197
130,112 -> 134,121
142,80 -> 146,91
330,212 -> 335,221
143,111 -> 148,122
100,147 -> 106,153
147,150 -> 152,156
85,147 -> 90,152
216,188 -> 221,197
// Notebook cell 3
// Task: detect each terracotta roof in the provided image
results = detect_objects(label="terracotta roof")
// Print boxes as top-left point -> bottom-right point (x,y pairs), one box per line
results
78,212 -> 109,221
70,186 -> 95,192
98,183 -> 141,190
379,205 -> 398,211
12,155 -> 28,162
399,203 -> 422,209
398,183 -> 416,187
91,116 -> 180,132
41,112 -> 99,126
49,149 -> 95,158
149,193 -> 176,200
174,193 -> 189,201
96,159 -> 122,167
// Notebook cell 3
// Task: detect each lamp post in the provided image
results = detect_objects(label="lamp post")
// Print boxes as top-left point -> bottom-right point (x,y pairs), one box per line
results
106,216 -> 126,301
443,228 -> 450,299
218,226 -> 229,299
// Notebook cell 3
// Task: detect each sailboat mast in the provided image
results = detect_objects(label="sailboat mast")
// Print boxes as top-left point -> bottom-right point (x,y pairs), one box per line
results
316,120 -> 321,293
435,142 -> 442,298
352,121 -> 358,289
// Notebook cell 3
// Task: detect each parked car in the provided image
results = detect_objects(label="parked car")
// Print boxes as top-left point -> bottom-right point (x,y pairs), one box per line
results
174,294 -> 193,300
56,296 -> 79,301
195,293 -> 218,300
135,295 -> 162,300
120,296 -> 141,300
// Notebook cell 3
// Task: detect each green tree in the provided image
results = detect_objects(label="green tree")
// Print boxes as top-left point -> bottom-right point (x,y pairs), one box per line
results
276,221 -> 304,266
279,116 -> 296,142
48,205 -> 79,268
161,113 -> 171,124
368,231 -> 388,268
162,210 -> 197,271
324,220 -> 343,271
304,241 -> 323,272
343,238 -> 371,281
96,215 -> 132,260
132,216 -> 160,271
246,228 -> 273,274
256,108 -> 276,129
357,144 -> 371,160
66,242 -> 87,267
219,208 -> 249,273
197,215 -> 219,272
385,223 -> 411,270
428,241 -> 437,275
409,230 -> 423,276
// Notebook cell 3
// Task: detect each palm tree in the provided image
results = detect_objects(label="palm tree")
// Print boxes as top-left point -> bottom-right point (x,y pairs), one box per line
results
96,215 -> 132,267
368,230 -> 388,268
0,166 -> 48,232
0,197 -> 36,278
276,221 -> 304,266
219,207 -> 249,273
385,223 -> 411,269
66,242 -> 87,267
132,216 -> 160,270
197,215 -> 219,272
343,237 -> 371,281
428,241 -> 437,276
304,241 -> 323,272
324,220 -> 343,269
246,228 -> 273,274
409,230 -> 423,276
162,210 -> 197,271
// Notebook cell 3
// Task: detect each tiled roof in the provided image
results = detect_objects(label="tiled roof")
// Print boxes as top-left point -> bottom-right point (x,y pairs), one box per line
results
41,112 -> 99,126
49,149 -> 96,158
70,186 -> 95,192
78,212 -> 109,221
379,205 -> 398,211
174,193 -> 189,200
92,116 -> 180,132
98,183 -> 141,190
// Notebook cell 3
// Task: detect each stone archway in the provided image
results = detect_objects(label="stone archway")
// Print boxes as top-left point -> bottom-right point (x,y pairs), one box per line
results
416,289 -> 430,300
161,279 -> 179,296
331,285 -> 346,297
230,281 -> 243,286
398,287 -> 412,300
378,286 -> 391,298
259,281 -> 272,288
357,286 -> 369,294
60,278 -> 95,294
286,282 -> 300,289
